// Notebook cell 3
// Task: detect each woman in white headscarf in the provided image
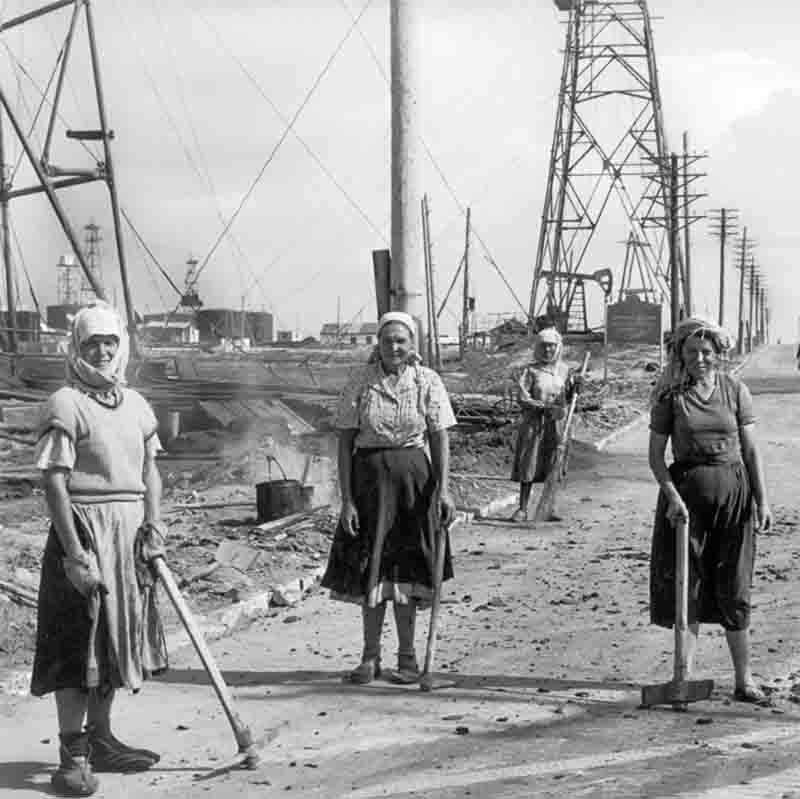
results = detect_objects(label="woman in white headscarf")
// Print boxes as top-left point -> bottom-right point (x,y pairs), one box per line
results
321,311 -> 457,685
31,302 -> 167,796
510,326 -> 580,521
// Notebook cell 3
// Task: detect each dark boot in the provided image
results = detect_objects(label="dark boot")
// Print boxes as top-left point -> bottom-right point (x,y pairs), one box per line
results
345,603 -> 386,684
87,724 -> 159,773
51,732 -> 99,797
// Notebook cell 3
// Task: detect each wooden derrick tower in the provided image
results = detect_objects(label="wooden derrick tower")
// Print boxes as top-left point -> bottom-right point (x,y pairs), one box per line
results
530,0 -> 675,332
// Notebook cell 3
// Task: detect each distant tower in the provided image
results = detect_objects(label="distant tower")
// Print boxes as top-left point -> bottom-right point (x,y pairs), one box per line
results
180,256 -> 203,309
80,221 -> 104,305
56,254 -> 79,305
529,0 -> 674,332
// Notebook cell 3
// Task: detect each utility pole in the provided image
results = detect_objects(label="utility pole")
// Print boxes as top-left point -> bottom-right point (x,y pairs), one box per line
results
0,109 -> 16,353
708,208 -> 738,328
669,153 -> 681,331
460,207 -> 471,360
390,0 -> 425,334
748,256 -> 757,353
682,132 -> 692,315
734,228 -> 753,356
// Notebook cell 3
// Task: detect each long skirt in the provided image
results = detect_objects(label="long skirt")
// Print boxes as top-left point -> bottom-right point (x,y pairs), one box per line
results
31,500 -> 168,697
511,410 -> 560,483
321,447 -> 454,608
650,461 -> 755,632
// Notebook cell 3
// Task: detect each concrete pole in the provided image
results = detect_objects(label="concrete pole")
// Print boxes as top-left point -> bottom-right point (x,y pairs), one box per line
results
390,0 -> 425,333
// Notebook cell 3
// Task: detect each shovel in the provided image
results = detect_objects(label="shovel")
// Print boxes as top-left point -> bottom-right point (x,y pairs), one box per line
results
641,517 -> 714,710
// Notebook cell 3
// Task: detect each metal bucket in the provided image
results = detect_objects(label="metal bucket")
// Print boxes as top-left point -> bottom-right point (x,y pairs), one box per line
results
256,479 -> 303,522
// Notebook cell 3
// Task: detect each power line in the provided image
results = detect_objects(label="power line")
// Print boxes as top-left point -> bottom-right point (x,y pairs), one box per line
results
187,0 -> 376,294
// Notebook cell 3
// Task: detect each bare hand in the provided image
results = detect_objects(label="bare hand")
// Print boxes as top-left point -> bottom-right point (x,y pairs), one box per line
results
755,502 -> 772,532
439,491 -> 456,528
665,496 -> 689,526
572,375 -> 585,394
548,405 -> 566,421
339,500 -> 360,537
135,521 -> 167,563
63,552 -> 105,598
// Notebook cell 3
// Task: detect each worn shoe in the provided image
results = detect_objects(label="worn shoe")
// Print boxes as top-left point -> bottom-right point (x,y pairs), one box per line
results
388,654 -> 421,685
87,726 -> 159,773
733,684 -> 771,706
345,658 -> 381,685
51,733 -> 99,797
510,508 -> 528,523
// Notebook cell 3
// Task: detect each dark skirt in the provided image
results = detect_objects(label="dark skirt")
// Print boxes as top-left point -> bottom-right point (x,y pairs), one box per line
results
321,447 -> 454,605
511,410 -> 560,483
650,460 -> 755,631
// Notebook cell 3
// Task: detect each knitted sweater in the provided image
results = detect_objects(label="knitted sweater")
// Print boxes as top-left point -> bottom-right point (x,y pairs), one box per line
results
38,386 -> 158,502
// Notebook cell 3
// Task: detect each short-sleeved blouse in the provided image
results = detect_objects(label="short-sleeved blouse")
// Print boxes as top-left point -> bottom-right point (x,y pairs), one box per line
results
649,373 -> 755,466
335,362 -> 456,449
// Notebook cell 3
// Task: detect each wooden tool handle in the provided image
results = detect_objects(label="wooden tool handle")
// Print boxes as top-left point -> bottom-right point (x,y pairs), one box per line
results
153,557 -> 253,753
673,517 -> 690,682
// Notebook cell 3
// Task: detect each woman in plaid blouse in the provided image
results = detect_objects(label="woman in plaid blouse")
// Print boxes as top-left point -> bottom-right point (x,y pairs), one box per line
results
321,311 -> 457,684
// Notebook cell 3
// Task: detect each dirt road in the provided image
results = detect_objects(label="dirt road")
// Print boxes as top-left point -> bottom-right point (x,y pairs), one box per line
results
2,345 -> 800,798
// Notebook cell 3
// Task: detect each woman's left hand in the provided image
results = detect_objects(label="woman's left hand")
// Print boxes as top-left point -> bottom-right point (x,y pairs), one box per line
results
439,491 -> 456,528
755,502 -> 772,532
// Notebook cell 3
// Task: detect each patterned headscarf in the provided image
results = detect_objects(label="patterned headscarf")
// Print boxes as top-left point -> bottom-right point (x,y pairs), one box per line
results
651,316 -> 732,405
67,302 -> 128,406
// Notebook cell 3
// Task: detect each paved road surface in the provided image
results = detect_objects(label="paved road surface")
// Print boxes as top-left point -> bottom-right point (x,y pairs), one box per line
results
2,346 -> 800,798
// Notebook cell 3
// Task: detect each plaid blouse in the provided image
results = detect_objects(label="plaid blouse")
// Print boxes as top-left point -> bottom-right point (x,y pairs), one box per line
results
335,362 -> 456,449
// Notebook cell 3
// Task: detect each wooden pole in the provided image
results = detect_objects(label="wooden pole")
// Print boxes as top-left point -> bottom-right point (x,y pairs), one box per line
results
682,132 -> 692,315
737,227 -> 747,356
421,197 -> 434,365
718,208 -> 726,328
460,207 -> 471,360
390,0 -> 425,330
669,154 -> 680,331
0,109 -> 17,353
748,257 -> 756,353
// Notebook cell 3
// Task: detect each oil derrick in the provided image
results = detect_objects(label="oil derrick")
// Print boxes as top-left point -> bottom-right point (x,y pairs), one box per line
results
57,254 -> 79,305
530,0 -> 674,333
180,257 -> 203,309
80,221 -> 104,305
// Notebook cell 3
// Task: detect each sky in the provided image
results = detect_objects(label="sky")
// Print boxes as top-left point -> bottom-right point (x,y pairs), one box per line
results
1,0 -> 800,342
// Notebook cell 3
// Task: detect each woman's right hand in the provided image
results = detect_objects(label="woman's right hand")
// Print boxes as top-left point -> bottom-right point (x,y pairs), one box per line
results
665,495 -> 689,526
339,499 -> 360,538
63,551 -> 105,597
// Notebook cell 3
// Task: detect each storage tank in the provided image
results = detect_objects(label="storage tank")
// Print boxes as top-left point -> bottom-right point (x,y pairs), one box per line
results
47,303 -> 81,332
196,308 -> 246,343
245,311 -> 274,344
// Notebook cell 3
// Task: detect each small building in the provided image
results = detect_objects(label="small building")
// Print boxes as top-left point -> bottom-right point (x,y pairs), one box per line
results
488,317 -> 528,350
275,329 -> 296,343
320,321 -> 378,347
319,322 -> 351,346
141,313 -> 199,346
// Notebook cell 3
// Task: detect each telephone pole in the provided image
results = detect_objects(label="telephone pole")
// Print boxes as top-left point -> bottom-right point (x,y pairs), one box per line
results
460,207 -> 471,360
747,258 -> 757,352
669,154 -> 681,330
733,228 -> 754,356
0,110 -> 16,353
708,208 -> 738,329
682,132 -> 692,314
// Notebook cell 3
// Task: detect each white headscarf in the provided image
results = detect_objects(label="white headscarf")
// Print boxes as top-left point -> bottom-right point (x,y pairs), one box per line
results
67,302 -> 129,399
369,311 -> 422,367
378,311 -> 416,339
534,326 -> 563,365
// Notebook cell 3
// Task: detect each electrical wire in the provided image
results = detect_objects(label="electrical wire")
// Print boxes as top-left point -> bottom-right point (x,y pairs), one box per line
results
194,4 -> 387,247
187,0 -> 376,294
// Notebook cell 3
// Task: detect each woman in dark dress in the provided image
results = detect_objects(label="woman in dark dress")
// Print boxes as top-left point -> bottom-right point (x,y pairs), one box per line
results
321,311 -> 457,684
649,317 -> 771,702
